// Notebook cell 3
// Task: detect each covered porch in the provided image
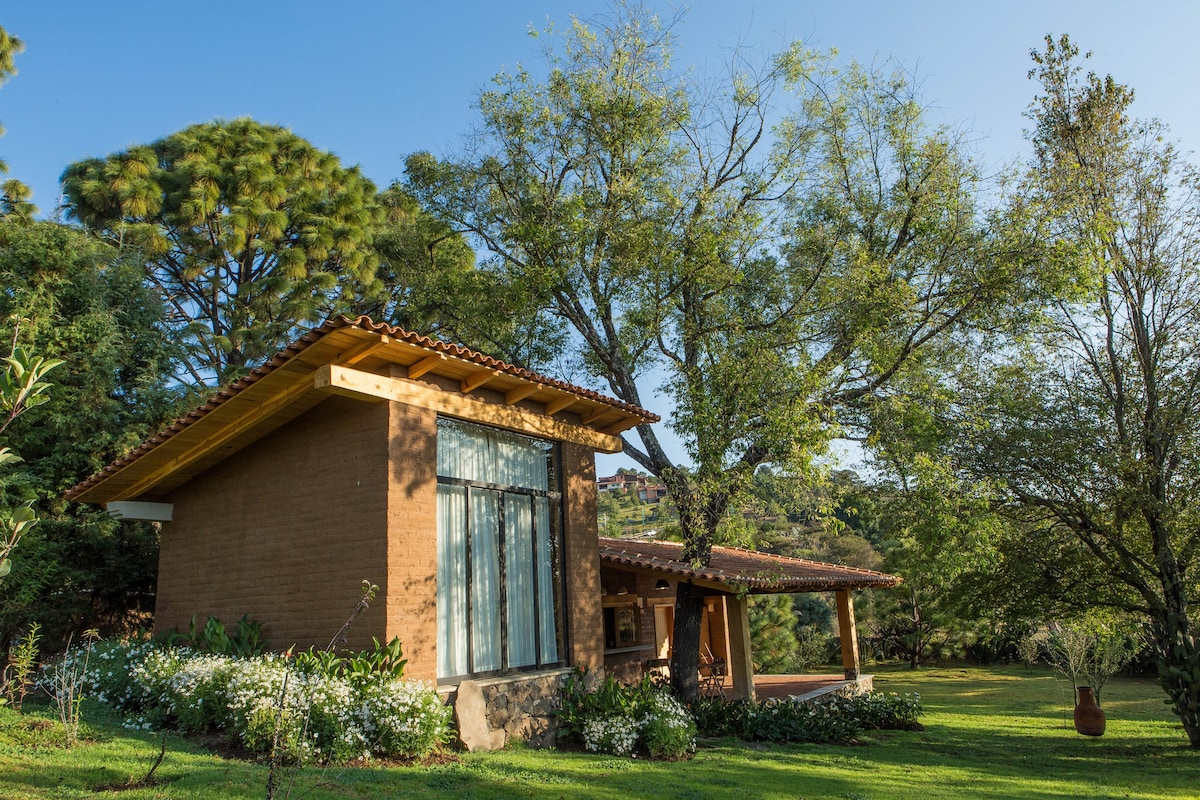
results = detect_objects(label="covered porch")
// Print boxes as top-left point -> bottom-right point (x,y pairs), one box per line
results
597,537 -> 901,702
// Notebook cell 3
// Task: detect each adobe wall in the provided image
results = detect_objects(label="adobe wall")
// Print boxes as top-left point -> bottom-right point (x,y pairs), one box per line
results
561,441 -> 603,671
384,400 -> 438,681
159,395 -> 390,652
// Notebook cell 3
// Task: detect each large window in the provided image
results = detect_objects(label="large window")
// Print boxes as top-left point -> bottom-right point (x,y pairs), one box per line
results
435,418 -> 565,680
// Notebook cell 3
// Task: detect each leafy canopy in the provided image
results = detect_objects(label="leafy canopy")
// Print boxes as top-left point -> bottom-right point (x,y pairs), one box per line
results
62,118 -> 384,386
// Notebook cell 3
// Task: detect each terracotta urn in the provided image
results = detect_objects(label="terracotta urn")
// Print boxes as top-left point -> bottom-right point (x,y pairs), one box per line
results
1073,686 -> 1106,736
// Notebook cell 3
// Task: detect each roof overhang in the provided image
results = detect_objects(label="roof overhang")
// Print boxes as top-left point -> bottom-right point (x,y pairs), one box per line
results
598,537 -> 901,594
67,317 -> 658,505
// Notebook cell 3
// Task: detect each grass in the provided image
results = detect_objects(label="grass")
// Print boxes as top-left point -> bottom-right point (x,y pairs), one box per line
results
0,664 -> 1196,799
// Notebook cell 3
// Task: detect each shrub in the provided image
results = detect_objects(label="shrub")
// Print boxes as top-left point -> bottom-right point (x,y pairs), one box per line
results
640,692 -> 695,759
558,667 -> 695,758
358,677 -> 451,759
69,638 -> 447,764
688,690 -> 923,744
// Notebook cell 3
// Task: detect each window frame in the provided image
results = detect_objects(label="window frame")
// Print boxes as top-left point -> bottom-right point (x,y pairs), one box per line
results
435,418 -> 567,683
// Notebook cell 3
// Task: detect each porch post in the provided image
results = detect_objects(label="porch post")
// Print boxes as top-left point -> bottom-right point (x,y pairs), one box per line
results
725,594 -> 756,702
836,589 -> 860,680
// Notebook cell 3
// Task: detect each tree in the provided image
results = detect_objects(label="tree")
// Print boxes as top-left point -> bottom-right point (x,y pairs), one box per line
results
0,347 -> 61,579
0,25 -> 34,221
61,118 -> 384,386
0,221 -> 178,649
362,185 -> 563,367
408,7 -> 1035,698
749,594 -> 800,673
956,36 -> 1200,746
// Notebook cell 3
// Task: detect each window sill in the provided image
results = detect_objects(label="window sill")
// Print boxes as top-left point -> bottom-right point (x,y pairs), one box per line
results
437,666 -> 574,694
603,645 -> 653,656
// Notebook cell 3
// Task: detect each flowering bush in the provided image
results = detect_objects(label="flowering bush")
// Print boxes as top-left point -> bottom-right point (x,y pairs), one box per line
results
582,713 -> 641,755
359,677 -> 450,759
559,668 -> 695,759
639,692 -> 695,759
47,637 -> 450,764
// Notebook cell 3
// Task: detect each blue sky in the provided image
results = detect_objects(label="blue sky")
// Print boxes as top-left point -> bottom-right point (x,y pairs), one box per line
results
5,2 -> 1198,212
3,1 -> 1198,472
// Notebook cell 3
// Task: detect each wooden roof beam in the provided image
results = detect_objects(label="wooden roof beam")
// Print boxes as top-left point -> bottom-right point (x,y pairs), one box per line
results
406,353 -> 445,380
337,335 -> 391,366
505,383 -> 542,405
543,394 -> 576,416
461,369 -> 502,394
315,364 -> 626,453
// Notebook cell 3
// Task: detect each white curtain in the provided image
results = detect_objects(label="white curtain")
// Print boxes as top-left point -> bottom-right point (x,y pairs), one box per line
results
436,419 -> 557,676
470,489 -> 501,672
437,420 -> 550,489
535,496 -> 559,663
436,485 -> 468,678
506,494 -> 536,667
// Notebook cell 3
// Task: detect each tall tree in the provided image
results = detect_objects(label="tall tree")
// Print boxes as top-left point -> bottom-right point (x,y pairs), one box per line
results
407,6 -> 1035,697
957,36 -> 1200,746
362,185 -> 563,368
0,221 -> 178,649
0,24 -> 34,220
61,118 -> 384,386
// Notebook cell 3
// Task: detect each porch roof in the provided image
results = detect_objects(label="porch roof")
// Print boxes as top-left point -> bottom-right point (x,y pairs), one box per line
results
67,316 -> 658,504
597,536 -> 900,593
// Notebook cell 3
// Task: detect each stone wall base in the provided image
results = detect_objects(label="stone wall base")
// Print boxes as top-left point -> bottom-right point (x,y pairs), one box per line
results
442,668 -> 574,750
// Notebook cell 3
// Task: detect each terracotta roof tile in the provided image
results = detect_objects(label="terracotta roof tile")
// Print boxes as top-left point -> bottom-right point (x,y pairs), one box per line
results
598,536 -> 900,592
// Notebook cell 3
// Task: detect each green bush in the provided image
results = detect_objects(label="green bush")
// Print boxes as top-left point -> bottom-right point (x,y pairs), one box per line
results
687,690 -> 923,743
60,638 -> 448,763
558,666 -> 695,758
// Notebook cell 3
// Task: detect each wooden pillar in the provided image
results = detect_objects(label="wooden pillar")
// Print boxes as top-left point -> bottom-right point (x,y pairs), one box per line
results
725,594 -> 756,702
836,589 -> 860,680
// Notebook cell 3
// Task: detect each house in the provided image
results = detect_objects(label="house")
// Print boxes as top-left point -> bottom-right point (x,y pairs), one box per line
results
67,316 -> 658,746
596,537 -> 900,700
67,316 -> 900,747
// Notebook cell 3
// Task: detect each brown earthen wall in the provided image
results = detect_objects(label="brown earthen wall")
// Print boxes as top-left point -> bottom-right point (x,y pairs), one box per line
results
158,396 -> 390,652
561,441 -> 603,671
384,400 -> 439,681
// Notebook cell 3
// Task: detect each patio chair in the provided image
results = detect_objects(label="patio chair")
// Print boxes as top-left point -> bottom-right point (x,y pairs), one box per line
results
700,655 -> 726,697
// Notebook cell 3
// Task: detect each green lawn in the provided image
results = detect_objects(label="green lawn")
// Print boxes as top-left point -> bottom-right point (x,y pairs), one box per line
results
1,665 -> 1196,799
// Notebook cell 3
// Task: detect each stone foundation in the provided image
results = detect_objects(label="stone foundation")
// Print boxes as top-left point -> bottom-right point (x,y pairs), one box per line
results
443,667 -> 574,749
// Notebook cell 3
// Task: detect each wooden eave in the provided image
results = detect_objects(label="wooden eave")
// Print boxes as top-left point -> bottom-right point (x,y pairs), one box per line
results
597,537 -> 901,594
67,317 -> 658,505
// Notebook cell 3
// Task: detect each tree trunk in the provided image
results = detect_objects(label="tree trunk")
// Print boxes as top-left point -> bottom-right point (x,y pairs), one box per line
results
669,581 -> 706,701
1152,611 -> 1200,748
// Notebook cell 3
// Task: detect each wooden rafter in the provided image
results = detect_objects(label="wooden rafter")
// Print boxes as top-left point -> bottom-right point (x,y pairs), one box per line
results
504,384 -> 541,405
406,353 -> 445,380
461,369 -> 501,394
337,335 -> 391,366
543,395 -> 576,416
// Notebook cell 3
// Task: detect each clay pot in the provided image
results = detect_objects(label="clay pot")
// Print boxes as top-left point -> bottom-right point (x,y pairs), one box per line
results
1073,686 -> 1106,736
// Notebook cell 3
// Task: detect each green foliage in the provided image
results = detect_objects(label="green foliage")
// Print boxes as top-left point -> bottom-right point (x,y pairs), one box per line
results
410,5 -> 1043,699
62,118 -> 385,386
0,221 -> 176,650
1028,613 -> 1144,703
557,666 -> 695,758
293,636 -> 408,684
70,639 -> 449,763
0,24 -> 33,220
167,614 -> 268,657
748,594 -> 800,674
0,344 -> 63,584
687,690 -> 923,743
933,35 -> 1200,746
1,621 -> 38,709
